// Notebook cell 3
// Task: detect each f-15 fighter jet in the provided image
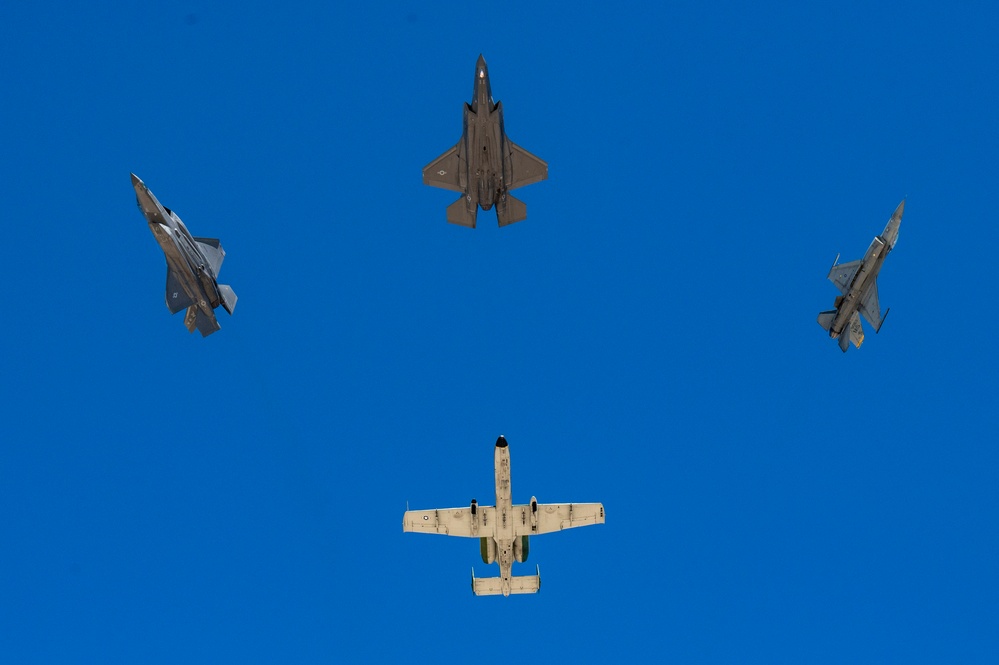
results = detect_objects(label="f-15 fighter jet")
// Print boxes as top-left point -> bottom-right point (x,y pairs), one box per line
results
818,200 -> 904,352
423,55 -> 548,228
403,435 -> 604,596
131,173 -> 236,337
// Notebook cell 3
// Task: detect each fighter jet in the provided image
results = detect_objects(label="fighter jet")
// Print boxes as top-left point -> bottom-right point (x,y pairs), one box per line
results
817,200 -> 904,352
131,173 -> 236,337
403,435 -> 604,596
423,55 -> 548,228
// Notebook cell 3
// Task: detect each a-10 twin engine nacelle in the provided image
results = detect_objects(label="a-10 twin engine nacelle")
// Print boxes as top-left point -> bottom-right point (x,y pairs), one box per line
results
514,535 -> 530,563
480,536 -> 496,564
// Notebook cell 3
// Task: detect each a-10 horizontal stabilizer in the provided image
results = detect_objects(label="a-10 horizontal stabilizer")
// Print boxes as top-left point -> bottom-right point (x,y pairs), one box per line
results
471,566 -> 541,596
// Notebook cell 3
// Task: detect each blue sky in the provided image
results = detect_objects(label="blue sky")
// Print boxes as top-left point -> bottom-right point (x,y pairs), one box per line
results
2,1 -> 997,662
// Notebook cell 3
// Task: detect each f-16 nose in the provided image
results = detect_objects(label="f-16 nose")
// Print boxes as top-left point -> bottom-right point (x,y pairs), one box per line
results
495,435 -> 508,448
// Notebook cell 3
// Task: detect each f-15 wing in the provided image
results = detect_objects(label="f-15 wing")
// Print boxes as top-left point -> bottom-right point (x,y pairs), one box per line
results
511,502 -> 605,536
403,506 -> 495,537
423,144 -> 464,192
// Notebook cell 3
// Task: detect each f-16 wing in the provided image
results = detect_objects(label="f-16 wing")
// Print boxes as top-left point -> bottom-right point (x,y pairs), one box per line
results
512,502 -> 605,536
403,506 -> 495,537
859,279 -> 886,332
423,144 -> 464,192
506,142 -> 548,190
828,259 -> 863,295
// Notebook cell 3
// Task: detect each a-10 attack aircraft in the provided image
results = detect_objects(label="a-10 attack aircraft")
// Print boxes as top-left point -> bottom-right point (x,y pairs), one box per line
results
423,55 -> 548,228
131,174 -> 237,337
403,435 -> 604,596
818,200 -> 904,352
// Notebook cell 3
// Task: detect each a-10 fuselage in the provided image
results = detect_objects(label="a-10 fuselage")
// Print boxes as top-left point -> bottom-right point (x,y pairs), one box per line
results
487,438 -> 520,588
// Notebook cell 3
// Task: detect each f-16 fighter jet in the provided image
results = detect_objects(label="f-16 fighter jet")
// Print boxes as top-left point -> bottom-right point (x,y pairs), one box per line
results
818,200 -> 904,352
423,55 -> 548,228
131,173 -> 236,337
403,435 -> 604,596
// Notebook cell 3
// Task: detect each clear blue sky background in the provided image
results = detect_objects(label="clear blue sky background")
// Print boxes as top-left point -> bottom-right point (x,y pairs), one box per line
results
2,1 -> 997,662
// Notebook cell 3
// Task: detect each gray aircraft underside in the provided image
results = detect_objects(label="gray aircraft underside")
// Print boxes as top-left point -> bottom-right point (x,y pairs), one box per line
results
818,200 -> 904,352
132,173 -> 236,337
423,55 -> 548,228
403,436 -> 604,596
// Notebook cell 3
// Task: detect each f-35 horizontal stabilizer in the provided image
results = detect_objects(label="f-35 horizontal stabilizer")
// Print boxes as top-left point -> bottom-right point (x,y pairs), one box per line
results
471,566 -> 541,596
217,284 -> 237,315
184,305 -> 221,337
817,310 -> 836,332
447,197 -> 477,228
496,193 -> 527,227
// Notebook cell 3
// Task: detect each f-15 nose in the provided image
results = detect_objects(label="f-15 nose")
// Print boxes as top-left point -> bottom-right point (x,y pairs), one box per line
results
495,435 -> 508,448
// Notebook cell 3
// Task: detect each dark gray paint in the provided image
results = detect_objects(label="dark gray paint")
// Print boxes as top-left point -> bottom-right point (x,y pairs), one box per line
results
132,173 -> 237,337
423,55 -> 548,228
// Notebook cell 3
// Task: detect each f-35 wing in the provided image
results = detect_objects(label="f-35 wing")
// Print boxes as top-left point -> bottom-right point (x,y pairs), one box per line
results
513,502 -> 605,536
828,259 -> 863,295
506,142 -> 548,190
403,506 -> 496,537
423,144 -> 464,192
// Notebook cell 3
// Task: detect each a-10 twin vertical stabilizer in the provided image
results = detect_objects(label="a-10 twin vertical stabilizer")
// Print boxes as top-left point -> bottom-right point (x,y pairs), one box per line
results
132,174 -> 237,337
817,200 -> 904,352
403,435 -> 604,596
423,55 -> 548,228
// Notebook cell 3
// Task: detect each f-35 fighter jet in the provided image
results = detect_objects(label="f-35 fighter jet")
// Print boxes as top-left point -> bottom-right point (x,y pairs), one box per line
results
423,55 -> 548,228
132,173 -> 236,337
818,200 -> 904,352
403,435 -> 604,596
